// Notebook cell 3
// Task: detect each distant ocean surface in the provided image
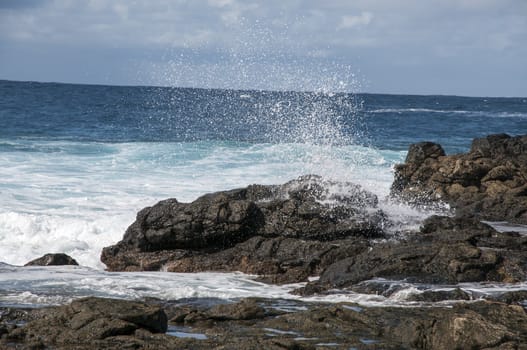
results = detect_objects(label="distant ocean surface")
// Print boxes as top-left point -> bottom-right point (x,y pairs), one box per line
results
0,79 -> 526,307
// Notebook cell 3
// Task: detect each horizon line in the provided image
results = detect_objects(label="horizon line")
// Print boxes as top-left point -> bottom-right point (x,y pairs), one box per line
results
1,78 -> 525,100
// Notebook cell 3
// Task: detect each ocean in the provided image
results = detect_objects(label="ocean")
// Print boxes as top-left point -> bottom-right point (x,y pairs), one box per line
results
1,79 -> 526,307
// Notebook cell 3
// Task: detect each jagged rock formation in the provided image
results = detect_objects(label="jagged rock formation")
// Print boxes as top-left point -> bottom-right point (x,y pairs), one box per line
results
391,133 -> 527,223
101,175 -> 386,283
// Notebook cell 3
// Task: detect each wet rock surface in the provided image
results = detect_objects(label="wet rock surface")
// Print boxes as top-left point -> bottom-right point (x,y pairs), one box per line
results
3,297 -> 527,349
300,216 -> 527,294
391,133 -> 527,223
2,297 -> 168,349
101,175 -> 385,282
24,253 -> 78,266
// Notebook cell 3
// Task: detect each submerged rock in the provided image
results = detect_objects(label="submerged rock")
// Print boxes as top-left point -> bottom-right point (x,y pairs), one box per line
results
101,175 -> 385,282
24,253 -> 79,266
391,133 -> 527,223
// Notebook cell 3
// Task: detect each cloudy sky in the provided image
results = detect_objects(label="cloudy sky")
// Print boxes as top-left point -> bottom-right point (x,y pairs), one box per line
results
0,0 -> 526,96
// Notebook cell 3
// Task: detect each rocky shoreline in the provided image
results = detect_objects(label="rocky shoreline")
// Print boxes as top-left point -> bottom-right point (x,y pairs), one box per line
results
2,296 -> 527,349
2,134 -> 527,349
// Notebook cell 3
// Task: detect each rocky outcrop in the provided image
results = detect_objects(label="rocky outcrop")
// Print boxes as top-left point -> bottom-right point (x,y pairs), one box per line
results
101,175 -> 385,282
299,216 -> 527,294
391,133 -> 527,223
24,253 -> 79,266
4,297 -> 167,349
4,297 -> 527,349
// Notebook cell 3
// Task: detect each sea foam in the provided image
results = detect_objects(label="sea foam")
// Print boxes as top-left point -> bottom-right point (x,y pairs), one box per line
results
0,138 -> 427,268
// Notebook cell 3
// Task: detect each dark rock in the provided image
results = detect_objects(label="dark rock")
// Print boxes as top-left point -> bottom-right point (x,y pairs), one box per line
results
98,248 -> 189,272
120,195 -> 264,251
4,298 -> 527,349
167,305 -> 198,323
102,175 -> 385,280
0,324 -> 9,338
406,288 -> 472,302
406,141 -> 446,166
300,216 -> 527,293
470,133 -> 512,158
167,299 -> 269,325
24,253 -> 78,266
0,308 -> 36,325
420,214 -> 496,234
391,133 -> 527,223
489,290 -> 527,305
118,175 -> 384,252
171,299 -> 527,350
313,241 -> 501,287
3,297 -> 167,348
160,236 -> 369,284
206,299 -> 266,321
384,301 -> 527,349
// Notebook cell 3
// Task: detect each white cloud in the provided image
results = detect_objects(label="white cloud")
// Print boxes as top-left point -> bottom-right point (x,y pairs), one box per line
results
113,3 -> 128,21
1,0 -> 524,54
208,0 -> 234,8
338,12 -> 373,29
0,0 -> 525,95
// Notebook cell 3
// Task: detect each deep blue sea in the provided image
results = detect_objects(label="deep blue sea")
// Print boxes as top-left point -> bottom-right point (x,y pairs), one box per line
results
0,79 -> 526,307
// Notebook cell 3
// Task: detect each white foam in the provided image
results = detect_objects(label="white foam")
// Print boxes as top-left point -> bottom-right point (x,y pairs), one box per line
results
0,139 -> 430,268
0,211 -> 132,268
483,221 -> 527,234
368,108 -> 527,119
3,266 -> 525,308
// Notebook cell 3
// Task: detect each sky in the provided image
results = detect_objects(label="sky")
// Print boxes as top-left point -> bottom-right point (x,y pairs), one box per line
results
0,0 -> 526,97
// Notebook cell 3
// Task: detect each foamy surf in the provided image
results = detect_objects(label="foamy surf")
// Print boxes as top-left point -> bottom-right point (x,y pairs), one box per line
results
0,139 -> 430,268
1,265 -> 525,308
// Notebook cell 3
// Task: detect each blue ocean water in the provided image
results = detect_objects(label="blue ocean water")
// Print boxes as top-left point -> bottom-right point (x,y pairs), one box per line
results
1,79 -> 526,268
2,80 -> 526,151
0,79 -> 526,307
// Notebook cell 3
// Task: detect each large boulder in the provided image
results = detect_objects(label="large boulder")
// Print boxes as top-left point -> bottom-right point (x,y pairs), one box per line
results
391,134 -> 527,223
120,194 -> 264,251
101,175 -> 386,281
